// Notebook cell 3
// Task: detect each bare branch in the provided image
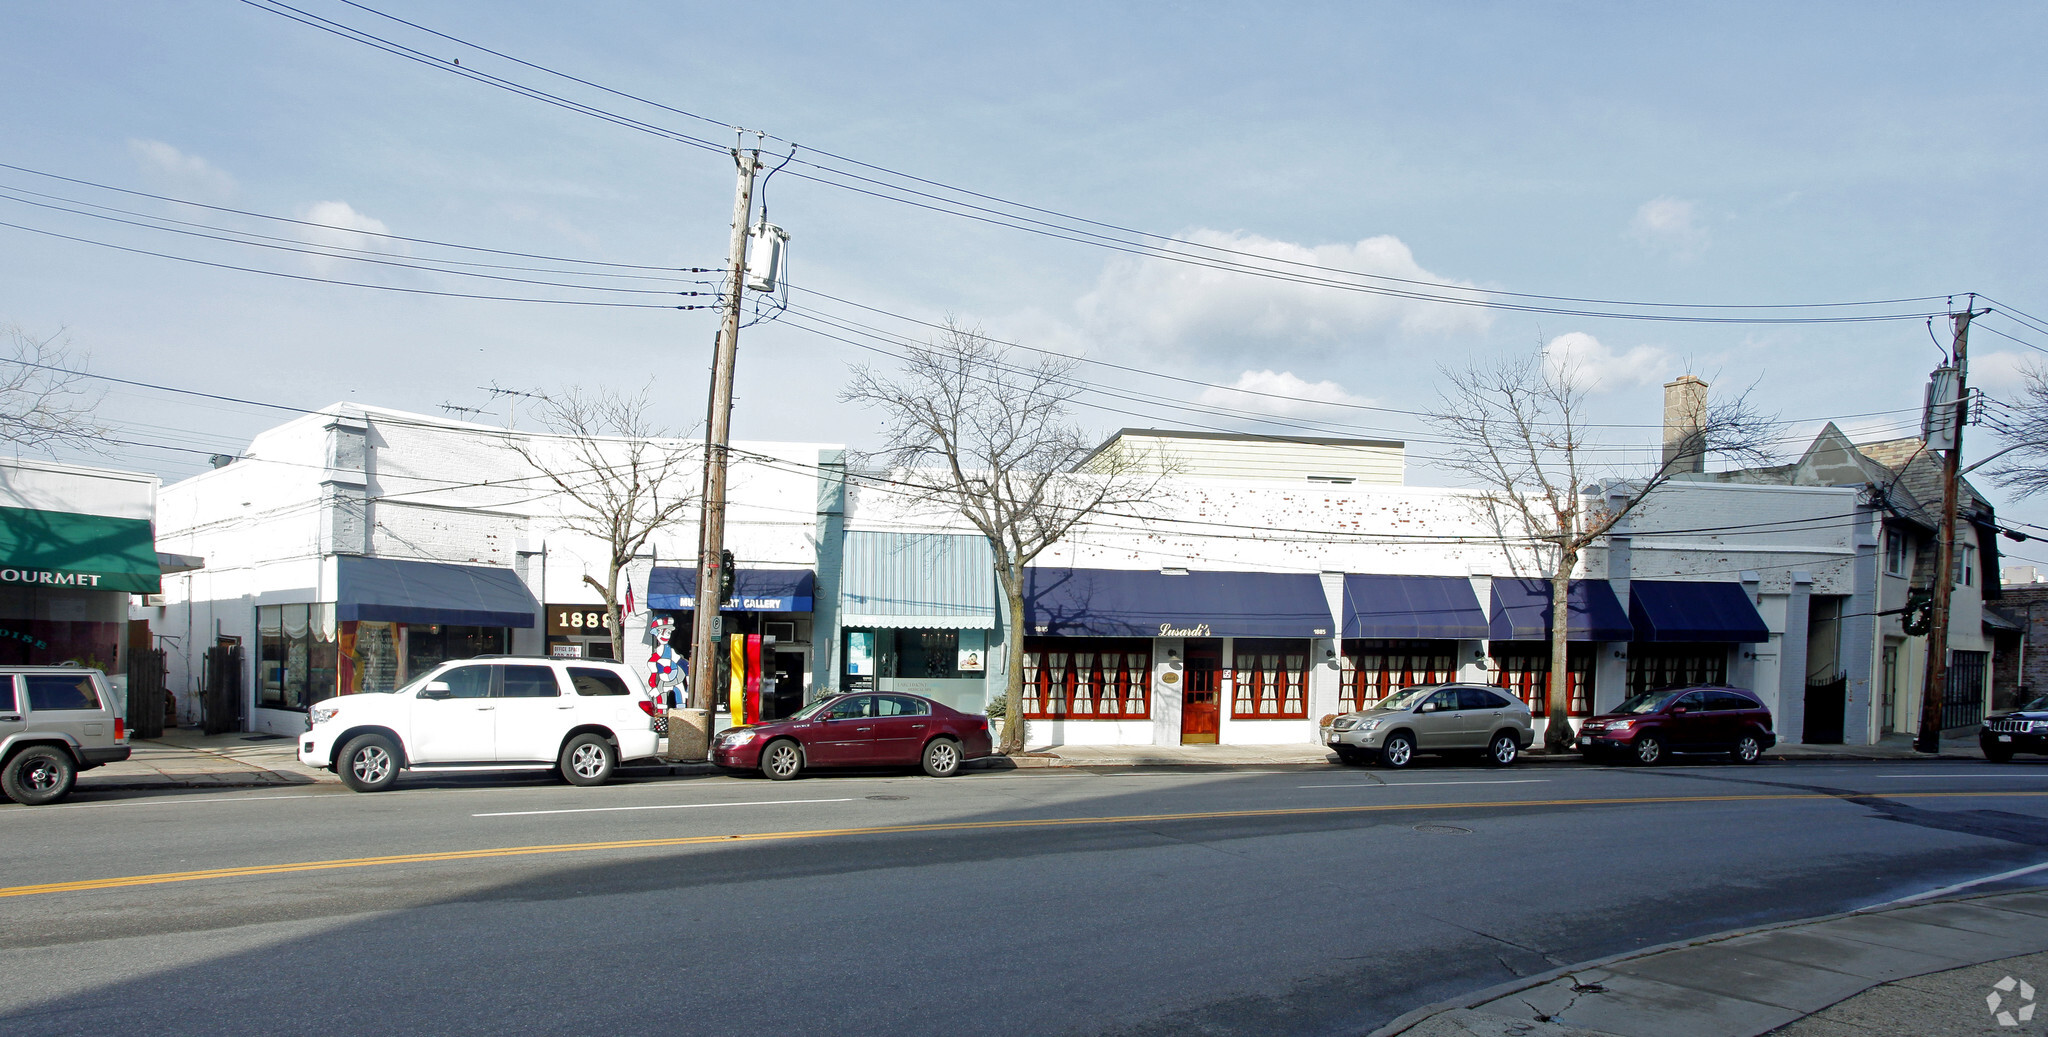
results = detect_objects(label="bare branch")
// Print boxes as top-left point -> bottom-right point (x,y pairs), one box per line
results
0,324 -> 108,452
1988,359 -> 2048,498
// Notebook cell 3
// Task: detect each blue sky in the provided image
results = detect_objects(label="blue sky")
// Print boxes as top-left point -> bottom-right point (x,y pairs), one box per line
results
5,2 -> 2047,542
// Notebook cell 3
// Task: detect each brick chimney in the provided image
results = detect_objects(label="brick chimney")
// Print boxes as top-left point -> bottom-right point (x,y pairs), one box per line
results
1662,375 -> 1708,473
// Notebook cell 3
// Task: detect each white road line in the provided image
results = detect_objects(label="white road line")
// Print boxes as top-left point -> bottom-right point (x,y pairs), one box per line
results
473,797 -> 855,818
1878,859 -> 2048,906
1296,779 -> 1551,789
1869,774 -> 2046,779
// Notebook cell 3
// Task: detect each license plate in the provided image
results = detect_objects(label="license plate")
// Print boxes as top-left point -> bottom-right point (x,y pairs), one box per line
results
2000,734 -> 2014,742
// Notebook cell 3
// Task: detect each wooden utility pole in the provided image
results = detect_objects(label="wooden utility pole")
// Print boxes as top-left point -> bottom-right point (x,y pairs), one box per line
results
1914,303 -> 1983,753
683,146 -> 760,754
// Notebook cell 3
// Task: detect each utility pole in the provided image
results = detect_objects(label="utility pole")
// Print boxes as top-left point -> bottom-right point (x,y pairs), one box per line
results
1915,300 -> 1987,753
680,144 -> 760,758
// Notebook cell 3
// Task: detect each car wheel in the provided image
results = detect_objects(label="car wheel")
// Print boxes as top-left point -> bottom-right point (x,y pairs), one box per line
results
1984,743 -> 2015,764
1631,734 -> 1664,766
761,738 -> 804,781
560,733 -> 617,787
1731,733 -> 1762,764
922,737 -> 962,777
337,733 -> 401,793
1379,733 -> 1416,769
2,746 -> 76,805
1485,731 -> 1519,767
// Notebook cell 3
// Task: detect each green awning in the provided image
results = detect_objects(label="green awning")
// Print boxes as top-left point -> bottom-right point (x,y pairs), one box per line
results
0,505 -> 161,594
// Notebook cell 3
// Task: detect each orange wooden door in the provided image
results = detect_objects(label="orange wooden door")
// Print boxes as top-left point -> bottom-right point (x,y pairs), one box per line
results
1181,641 -> 1221,744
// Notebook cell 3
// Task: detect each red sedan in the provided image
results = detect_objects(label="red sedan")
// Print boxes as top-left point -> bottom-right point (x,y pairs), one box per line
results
711,692 -> 994,779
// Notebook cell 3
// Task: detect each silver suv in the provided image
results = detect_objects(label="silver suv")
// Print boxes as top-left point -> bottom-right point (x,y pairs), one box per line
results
1321,683 -> 1534,768
0,667 -> 132,805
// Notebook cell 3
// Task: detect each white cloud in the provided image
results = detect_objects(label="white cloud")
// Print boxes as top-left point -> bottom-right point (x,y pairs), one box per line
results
128,139 -> 237,199
1542,331 -> 1673,392
1630,196 -> 1707,257
1972,350 -> 2035,396
1075,228 -> 1490,360
1195,369 -> 1374,417
295,200 -> 398,273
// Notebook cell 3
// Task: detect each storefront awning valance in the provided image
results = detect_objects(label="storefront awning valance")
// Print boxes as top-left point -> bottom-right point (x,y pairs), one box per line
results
1343,575 -> 1487,640
1025,567 -> 1333,638
0,505 -> 160,594
647,566 -> 815,612
1628,580 -> 1770,643
1489,578 -> 1631,642
841,531 -> 995,629
335,556 -> 537,628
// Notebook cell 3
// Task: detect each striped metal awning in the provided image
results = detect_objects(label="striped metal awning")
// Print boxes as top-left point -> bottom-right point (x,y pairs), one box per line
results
840,531 -> 996,629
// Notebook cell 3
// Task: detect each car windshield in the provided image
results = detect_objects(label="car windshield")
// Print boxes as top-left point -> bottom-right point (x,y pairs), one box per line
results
785,696 -> 840,722
2018,693 -> 2048,713
1374,686 -> 1439,712
1612,691 -> 1681,715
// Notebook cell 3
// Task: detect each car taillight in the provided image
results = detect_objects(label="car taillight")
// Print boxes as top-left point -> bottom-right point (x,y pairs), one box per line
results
636,700 -> 658,716
115,718 -> 125,741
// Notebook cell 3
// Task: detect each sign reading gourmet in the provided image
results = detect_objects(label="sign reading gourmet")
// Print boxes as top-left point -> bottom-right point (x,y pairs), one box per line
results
0,568 -> 108,587
1024,567 -> 1333,638
0,505 -> 162,595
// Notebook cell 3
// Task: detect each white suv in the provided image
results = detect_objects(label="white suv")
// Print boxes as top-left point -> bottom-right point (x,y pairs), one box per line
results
300,657 -> 662,793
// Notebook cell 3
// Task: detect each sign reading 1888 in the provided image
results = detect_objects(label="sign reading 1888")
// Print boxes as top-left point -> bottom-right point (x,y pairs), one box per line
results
546,606 -> 612,637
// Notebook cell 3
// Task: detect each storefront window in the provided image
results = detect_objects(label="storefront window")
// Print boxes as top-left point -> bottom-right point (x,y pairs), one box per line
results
404,624 -> 508,677
257,603 -> 340,711
1345,639 -> 1457,710
1625,645 -> 1728,697
1021,637 -> 1150,719
1232,638 -> 1308,719
1492,642 -> 1595,716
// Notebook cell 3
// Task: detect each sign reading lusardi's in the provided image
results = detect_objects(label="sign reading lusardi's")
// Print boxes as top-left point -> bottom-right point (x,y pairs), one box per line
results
1023,567 -> 1333,638
0,505 -> 161,595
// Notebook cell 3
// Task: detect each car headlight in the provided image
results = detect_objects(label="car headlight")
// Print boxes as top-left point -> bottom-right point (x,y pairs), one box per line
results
2029,721 -> 2046,733
721,730 -> 757,746
1360,719 -> 1384,734
310,706 -> 340,725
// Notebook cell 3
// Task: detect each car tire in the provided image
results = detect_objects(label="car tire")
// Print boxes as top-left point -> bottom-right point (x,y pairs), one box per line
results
1485,731 -> 1519,767
1984,743 -> 2015,764
761,738 -> 804,781
2,746 -> 76,805
337,733 -> 401,793
1379,732 -> 1416,769
1631,734 -> 1664,766
922,737 -> 962,777
1731,733 -> 1763,764
560,733 -> 617,787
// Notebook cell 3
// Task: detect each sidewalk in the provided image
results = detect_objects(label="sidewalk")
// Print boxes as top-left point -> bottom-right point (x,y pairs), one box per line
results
1372,888 -> 2048,1037
79,726 -> 337,790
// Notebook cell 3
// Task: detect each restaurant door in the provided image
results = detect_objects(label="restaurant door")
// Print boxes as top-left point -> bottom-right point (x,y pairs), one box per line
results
1181,639 -> 1222,744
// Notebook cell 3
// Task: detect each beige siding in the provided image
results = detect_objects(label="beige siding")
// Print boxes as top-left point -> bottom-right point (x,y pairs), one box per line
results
1086,433 -> 1403,485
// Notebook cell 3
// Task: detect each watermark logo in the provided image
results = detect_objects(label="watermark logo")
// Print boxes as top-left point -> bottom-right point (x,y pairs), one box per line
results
1989,976 -> 2037,1027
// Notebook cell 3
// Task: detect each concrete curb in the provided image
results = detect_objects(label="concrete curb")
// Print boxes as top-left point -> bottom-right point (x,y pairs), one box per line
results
1366,885 -> 2048,1037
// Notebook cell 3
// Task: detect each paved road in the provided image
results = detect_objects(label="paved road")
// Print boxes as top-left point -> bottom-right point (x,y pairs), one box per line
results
4,757 -> 2046,1036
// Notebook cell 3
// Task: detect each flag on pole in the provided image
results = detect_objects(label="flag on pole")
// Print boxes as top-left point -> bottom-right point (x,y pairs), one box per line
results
624,583 -> 636,617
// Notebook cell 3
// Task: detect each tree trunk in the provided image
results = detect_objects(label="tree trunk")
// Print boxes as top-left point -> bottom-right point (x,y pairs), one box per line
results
1545,548 -> 1578,752
1000,583 -> 1028,755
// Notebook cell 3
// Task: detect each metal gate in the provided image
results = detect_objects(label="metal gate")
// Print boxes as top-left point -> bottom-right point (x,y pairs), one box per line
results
1945,651 -> 1989,730
125,648 -> 168,740
1803,674 -> 1846,744
201,645 -> 244,735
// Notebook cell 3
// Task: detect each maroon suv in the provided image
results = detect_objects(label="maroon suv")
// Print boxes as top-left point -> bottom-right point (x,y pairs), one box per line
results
1577,685 -> 1776,765
711,692 -> 994,779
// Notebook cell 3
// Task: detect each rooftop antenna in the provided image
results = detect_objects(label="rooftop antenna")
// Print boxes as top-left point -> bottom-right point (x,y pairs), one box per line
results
478,384 -> 548,429
438,402 -> 492,421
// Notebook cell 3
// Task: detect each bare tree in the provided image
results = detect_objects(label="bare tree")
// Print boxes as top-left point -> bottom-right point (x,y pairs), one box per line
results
516,386 -> 697,661
1429,347 -> 1775,753
1986,359 -> 2048,498
842,321 -> 1160,755
1,324 -> 107,451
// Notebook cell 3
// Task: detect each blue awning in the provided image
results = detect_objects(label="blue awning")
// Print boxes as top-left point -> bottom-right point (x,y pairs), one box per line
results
1629,580 -> 1769,643
1343,575 -> 1487,640
840,531 -> 995,629
335,556 -> 537,628
647,566 -> 815,612
1025,567 -> 1333,638
1488,578 -> 1631,642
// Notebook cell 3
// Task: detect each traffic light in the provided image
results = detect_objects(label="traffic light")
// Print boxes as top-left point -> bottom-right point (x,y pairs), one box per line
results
719,549 -> 737,606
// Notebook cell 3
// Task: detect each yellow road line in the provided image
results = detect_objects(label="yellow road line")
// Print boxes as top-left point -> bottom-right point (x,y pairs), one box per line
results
5,789 -> 2043,899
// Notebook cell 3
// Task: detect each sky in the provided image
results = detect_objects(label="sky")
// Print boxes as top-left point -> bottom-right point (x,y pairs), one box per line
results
4,2 -> 2047,554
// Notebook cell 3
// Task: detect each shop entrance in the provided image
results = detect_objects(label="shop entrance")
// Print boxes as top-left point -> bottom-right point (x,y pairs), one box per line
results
1181,639 -> 1222,744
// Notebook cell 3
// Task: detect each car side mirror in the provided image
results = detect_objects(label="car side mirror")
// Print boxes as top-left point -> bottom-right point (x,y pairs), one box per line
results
421,682 -> 453,700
